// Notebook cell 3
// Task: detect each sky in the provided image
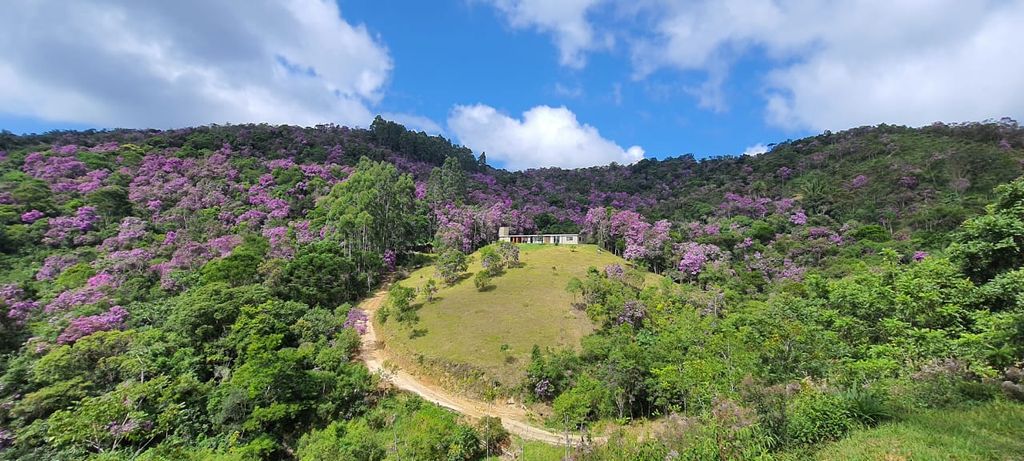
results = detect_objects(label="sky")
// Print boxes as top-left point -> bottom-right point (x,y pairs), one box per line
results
1,0 -> 1022,170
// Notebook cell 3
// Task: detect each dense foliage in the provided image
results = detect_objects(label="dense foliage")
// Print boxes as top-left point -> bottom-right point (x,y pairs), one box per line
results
0,118 -> 1023,459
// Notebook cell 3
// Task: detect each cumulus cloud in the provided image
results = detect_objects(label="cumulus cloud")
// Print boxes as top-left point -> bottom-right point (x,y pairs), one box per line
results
742,143 -> 769,156
629,0 -> 1024,130
0,0 -> 393,128
483,0 -> 610,68
494,0 -> 1024,129
448,104 -> 643,170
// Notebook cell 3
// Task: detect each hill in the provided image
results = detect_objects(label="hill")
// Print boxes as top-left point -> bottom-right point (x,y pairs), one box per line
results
378,244 -> 659,395
1,119 -> 1023,460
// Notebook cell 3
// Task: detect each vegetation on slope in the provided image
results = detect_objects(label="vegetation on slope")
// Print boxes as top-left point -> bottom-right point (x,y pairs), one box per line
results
805,400 -> 1024,461
0,118 -> 1023,460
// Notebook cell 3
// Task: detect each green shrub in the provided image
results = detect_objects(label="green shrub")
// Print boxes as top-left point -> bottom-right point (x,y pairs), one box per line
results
896,359 -> 998,410
785,389 -> 856,445
850,224 -> 890,242
479,246 -> 504,276
473,271 -> 491,291
54,262 -> 95,290
841,387 -> 891,425
552,374 -> 612,428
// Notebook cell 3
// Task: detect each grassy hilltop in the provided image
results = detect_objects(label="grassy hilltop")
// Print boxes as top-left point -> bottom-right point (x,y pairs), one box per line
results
379,244 -> 659,392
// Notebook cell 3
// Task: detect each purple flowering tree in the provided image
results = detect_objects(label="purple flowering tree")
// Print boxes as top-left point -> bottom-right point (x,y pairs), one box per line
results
56,306 -> 129,344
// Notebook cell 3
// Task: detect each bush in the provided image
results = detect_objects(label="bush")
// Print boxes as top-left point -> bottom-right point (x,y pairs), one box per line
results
497,241 -> 520,267
383,284 -> 417,325
896,359 -> 998,410
785,389 -> 855,445
841,387 -> 891,425
476,416 -> 509,455
473,271 -> 491,291
435,249 -> 468,286
419,278 -> 438,302
552,374 -> 612,428
479,246 -> 504,276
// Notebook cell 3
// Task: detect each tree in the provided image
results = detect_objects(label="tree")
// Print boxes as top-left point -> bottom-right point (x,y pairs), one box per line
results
950,178 -> 1024,282
479,246 -> 504,276
497,241 -> 520,267
270,241 -> 365,308
419,278 -> 438,303
384,284 -> 417,325
474,271 -> 491,291
476,416 -> 508,456
426,156 -> 467,206
200,235 -> 269,286
315,157 -> 416,270
435,249 -> 469,286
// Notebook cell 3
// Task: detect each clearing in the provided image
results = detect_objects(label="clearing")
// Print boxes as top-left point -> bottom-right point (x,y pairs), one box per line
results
378,244 -> 647,391
802,400 -> 1024,461
358,287 -> 582,446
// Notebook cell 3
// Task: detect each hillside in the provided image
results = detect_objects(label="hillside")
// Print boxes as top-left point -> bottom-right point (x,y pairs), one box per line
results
379,244 -> 660,394
1,119 -> 1023,460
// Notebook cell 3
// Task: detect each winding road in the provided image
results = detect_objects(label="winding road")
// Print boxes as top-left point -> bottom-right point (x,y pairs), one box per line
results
356,288 -> 585,446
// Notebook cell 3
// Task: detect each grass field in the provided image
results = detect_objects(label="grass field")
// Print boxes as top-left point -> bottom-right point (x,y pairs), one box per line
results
495,400 -> 1024,461
379,244 -> 655,391
800,400 -> 1024,461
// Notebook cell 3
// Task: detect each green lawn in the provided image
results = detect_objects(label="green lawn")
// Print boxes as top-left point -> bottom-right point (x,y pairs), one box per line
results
803,400 -> 1024,461
380,244 -> 655,390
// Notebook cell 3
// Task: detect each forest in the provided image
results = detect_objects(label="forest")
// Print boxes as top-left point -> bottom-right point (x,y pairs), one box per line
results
1,117 -> 1023,460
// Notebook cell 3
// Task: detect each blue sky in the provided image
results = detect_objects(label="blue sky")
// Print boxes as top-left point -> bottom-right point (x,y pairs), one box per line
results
1,0 -> 1022,170
342,1 -> 787,162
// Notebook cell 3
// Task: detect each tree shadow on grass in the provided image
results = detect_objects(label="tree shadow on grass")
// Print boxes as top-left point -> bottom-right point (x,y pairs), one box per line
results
476,285 -> 497,293
409,328 -> 428,339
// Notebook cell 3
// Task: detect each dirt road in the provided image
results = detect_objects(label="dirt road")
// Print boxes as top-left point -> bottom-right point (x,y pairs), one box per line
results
356,289 -> 584,446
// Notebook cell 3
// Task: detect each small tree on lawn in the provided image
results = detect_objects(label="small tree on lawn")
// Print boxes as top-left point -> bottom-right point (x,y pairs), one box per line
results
497,241 -> 520,267
436,249 -> 469,286
384,284 -> 417,325
420,278 -> 438,302
474,271 -> 492,291
480,246 -> 504,276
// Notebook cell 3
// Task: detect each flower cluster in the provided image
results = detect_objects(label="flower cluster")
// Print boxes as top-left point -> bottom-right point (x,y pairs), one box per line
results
45,285 -> 108,313
383,249 -> 397,272
21,209 -> 45,223
604,264 -> 625,280
102,217 -> 148,250
616,300 -> 647,326
676,242 -> 724,276
56,306 -> 129,344
44,206 -> 100,246
1,284 -> 39,322
343,308 -> 368,335
0,428 -> 13,450
263,226 -> 293,259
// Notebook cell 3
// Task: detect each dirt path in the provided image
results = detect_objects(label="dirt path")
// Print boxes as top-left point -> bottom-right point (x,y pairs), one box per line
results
356,288 -> 585,447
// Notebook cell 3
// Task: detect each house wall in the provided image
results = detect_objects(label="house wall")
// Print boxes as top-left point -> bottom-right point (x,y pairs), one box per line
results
498,234 -> 579,245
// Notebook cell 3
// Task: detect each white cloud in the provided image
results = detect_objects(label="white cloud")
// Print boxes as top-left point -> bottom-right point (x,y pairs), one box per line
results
628,0 -> 1024,130
742,143 -> 769,156
0,0 -> 393,128
448,104 -> 643,170
483,0 -> 610,68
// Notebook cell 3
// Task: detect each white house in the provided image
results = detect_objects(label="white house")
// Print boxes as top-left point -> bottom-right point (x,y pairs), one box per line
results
498,226 -> 579,245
